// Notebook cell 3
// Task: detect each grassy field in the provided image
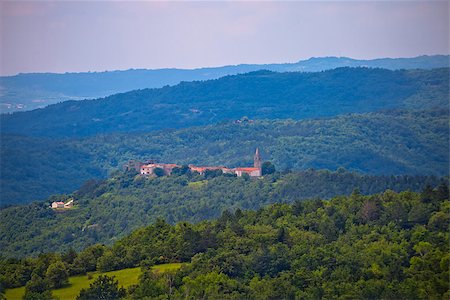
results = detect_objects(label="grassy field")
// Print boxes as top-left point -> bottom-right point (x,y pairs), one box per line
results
5,263 -> 183,300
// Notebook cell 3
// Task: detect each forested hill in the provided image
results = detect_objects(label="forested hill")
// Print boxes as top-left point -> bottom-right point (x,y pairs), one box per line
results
0,169 -> 445,258
1,67 -> 448,137
1,109 -> 448,204
1,54 -> 448,113
1,185 -> 448,299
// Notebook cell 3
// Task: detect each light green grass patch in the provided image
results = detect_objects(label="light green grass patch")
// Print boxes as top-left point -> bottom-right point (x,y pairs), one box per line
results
52,267 -> 141,300
153,262 -> 183,273
4,286 -> 24,300
5,263 -> 183,300
188,180 -> 208,189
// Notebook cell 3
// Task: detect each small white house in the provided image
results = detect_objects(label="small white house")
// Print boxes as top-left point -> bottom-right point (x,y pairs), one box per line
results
51,201 -> 65,209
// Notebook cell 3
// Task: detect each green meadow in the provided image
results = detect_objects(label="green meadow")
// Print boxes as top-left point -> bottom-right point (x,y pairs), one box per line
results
5,263 -> 182,300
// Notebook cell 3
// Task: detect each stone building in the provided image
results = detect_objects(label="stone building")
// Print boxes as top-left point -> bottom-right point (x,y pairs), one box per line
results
232,148 -> 262,177
51,201 -> 65,209
139,148 -> 263,178
140,163 -> 180,176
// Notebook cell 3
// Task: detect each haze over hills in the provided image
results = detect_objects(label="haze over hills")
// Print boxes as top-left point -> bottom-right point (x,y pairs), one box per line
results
1,109 -> 448,205
1,67 -> 448,137
1,54 -> 448,113
2,0 -> 449,297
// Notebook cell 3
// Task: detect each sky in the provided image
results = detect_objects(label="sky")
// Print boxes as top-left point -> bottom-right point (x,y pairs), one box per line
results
0,1 -> 449,76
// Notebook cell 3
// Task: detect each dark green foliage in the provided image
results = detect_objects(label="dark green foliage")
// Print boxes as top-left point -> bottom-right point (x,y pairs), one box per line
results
129,269 -> 166,299
2,68 -> 448,138
0,282 -> 4,300
45,261 -> 69,289
96,250 -> 118,273
2,55 -> 448,113
61,248 -> 78,266
262,161 -> 275,175
23,275 -> 52,300
72,245 -> 106,274
204,169 -> 223,179
2,187 -> 449,299
153,167 -> 165,177
172,165 -> 190,176
177,271 -> 243,299
0,170 -> 444,258
1,109 -> 448,205
76,275 -> 126,300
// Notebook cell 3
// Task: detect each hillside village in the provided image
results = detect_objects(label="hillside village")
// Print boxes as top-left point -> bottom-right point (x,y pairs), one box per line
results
50,149 -> 263,211
126,148 -> 263,178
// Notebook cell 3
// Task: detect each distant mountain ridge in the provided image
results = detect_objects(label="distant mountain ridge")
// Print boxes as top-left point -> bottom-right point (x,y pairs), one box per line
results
1,54 -> 448,113
1,67 -> 448,137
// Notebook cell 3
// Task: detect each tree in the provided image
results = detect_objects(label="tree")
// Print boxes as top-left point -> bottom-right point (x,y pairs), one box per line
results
420,185 -> 434,203
96,250 -> 118,273
73,244 -> 106,274
45,261 -> 69,289
249,274 -> 296,300
0,281 -> 5,300
62,248 -> 78,265
32,253 -> 56,278
172,165 -> 190,176
153,168 -> 165,177
359,198 -> 381,223
75,179 -> 106,198
130,269 -> 165,299
277,227 -> 291,245
428,211 -> 449,231
77,275 -> 126,300
180,272 -> 241,299
175,222 -> 201,261
435,183 -> 449,201
204,169 -> 223,179
262,161 -> 276,175
23,274 -> 52,300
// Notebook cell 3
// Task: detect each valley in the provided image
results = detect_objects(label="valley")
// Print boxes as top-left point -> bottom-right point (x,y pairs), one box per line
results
1,67 -> 448,137
2,2 -> 449,299
2,109 -> 448,205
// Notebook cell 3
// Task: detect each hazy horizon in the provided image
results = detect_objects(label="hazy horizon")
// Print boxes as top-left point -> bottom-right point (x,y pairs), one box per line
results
1,53 -> 448,77
1,1 -> 448,76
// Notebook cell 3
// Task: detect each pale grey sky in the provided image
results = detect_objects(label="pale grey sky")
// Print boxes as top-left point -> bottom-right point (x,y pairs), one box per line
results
0,1 -> 448,75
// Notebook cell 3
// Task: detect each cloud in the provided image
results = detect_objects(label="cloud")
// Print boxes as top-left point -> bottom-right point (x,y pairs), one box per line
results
1,1 -> 54,17
0,1 -> 448,75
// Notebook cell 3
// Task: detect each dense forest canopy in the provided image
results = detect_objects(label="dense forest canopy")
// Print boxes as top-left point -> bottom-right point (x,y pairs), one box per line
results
0,62 -> 448,299
2,55 -> 448,113
0,169 -> 445,258
1,185 -> 448,299
1,67 -> 448,137
1,109 -> 448,204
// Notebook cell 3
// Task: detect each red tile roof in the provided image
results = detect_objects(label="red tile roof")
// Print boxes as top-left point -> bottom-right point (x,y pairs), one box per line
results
190,166 -> 224,172
234,167 -> 259,172
163,164 -> 180,168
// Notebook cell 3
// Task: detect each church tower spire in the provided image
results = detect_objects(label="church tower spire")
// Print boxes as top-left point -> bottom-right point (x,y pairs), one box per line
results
254,148 -> 262,170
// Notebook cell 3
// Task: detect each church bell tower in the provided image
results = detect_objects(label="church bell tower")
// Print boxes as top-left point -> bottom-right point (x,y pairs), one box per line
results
254,148 -> 262,170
